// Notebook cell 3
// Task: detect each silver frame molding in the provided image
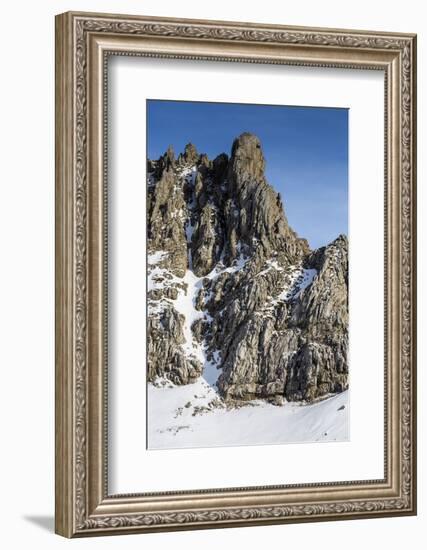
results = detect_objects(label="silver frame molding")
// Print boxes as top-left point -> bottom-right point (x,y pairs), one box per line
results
55,11 -> 417,538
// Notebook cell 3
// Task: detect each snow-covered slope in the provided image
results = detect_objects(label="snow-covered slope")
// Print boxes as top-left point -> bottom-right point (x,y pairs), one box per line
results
148,381 -> 349,450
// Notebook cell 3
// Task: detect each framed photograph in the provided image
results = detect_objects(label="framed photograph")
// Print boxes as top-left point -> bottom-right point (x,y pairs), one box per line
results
55,11 -> 417,537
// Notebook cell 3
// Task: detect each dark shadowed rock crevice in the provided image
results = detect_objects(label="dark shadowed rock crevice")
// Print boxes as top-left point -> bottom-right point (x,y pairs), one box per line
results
147,133 -> 348,403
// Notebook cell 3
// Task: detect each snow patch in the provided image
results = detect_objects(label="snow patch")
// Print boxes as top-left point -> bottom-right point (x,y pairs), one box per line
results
293,268 -> 317,299
259,263 -> 318,311
173,269 -> 204,362
148,387 -> 349,449
147,251 -> 168,266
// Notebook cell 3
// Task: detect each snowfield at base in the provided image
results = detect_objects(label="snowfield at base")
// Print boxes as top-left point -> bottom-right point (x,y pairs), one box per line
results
148,382 -> 349,450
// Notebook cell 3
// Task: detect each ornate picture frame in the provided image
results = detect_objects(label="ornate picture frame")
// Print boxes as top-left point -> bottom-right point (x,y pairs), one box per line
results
55,11 -> 417,537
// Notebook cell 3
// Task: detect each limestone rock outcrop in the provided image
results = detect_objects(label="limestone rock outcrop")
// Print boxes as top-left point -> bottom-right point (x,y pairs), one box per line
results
147,133 -> 348,402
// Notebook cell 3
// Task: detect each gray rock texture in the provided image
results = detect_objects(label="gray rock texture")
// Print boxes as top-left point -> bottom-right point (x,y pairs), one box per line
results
147,133 -> 348,402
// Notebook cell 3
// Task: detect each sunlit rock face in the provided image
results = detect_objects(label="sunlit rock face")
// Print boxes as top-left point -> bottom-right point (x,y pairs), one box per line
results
147,134 -> 348,403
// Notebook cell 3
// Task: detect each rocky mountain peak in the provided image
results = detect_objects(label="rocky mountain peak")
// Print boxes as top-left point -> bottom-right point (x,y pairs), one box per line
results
229,132 -> 266,185
147,135 -> 348,405
223,132 -> 309,267
183,142 -> 199,164
166,145 -> 175,164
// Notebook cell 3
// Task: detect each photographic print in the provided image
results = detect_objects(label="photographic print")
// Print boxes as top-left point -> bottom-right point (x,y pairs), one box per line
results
147,100 -> 349,450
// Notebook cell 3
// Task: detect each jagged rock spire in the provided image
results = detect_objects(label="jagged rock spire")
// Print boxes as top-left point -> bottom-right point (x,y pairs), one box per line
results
229,132 -> 266,184
183,142 -> 199,164
166,145 -> 175,165
147,135 -> 348,403
223,133 -> 309,265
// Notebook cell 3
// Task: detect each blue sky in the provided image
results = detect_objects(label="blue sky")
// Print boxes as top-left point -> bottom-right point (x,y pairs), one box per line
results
147,100 -> 348,249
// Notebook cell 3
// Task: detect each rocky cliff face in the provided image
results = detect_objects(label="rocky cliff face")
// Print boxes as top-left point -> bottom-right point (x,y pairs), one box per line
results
147,133 -> 348,403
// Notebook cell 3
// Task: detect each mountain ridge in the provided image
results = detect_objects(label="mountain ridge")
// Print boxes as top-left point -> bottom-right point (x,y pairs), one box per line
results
147,133 -> 348,404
